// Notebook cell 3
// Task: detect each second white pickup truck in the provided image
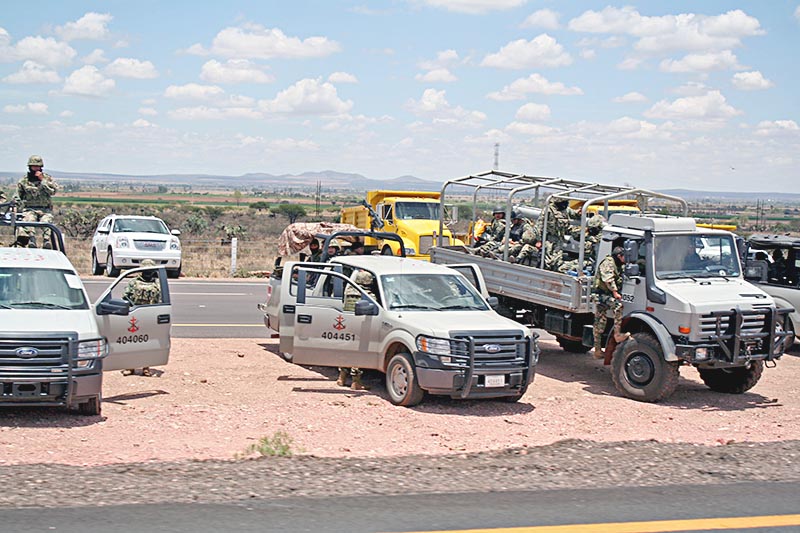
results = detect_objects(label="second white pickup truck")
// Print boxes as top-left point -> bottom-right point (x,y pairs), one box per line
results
260,255 -> 539,406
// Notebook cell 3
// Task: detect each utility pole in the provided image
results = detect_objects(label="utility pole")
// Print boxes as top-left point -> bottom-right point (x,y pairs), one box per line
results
315,181 -> 321,218
493,143 -> 500,170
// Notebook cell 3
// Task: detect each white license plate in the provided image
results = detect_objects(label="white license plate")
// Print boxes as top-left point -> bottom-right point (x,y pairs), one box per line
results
484,375 -> 505,388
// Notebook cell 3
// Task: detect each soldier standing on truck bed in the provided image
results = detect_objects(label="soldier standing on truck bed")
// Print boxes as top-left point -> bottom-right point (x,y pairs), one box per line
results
474,206 -> 507,257
559,214 -> 605,274
338,270 -> 376,390
532,198 -> 573,271
503,211 -> 533,263
14,155 -> 59,248
591,246 -> 630,359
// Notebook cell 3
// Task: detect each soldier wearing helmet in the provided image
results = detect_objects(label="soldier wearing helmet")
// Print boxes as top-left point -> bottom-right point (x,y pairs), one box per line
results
474,205 -> 507,257
590,245 -> 630,359
559,215 -> 606,274
339,270 -> 377,390
121,259 -> 162,377
14,155 -> 59,248
530,196 -> 574,271
502,210 -> 533,263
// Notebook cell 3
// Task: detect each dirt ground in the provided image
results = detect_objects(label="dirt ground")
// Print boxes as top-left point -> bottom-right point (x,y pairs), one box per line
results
1,337 -> 799,466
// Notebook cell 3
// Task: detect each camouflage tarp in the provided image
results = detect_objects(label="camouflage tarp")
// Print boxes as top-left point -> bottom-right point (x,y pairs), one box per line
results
277,222 -> 362,256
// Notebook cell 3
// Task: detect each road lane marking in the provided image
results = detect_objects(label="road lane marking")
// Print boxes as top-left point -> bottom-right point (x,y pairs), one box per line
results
407,514 -> 800,533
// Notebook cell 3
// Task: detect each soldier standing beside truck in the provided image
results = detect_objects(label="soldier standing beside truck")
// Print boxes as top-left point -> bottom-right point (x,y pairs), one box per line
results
15,155 -> 59,248
337,270 -> 376,390
121,259 -> 162,377
591,246 -> 630,359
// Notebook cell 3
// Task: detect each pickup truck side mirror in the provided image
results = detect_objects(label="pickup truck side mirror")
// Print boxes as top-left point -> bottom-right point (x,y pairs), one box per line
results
354,300 -> 379,316
487,296 -> 499,309
97,298 -> 131,316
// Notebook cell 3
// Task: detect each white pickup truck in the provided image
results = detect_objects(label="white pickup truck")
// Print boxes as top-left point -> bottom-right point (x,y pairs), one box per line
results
260,254 -> 539,406
0,216 -> 171,415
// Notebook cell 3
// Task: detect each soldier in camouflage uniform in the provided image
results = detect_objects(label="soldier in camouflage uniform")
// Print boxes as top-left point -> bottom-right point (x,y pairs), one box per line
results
14,155 -> 59,248
591,246 -> 629,359
502,211 -> 533,263
121,259 -> 162,376
338,270 -> 376,390
558,215 -> 605,274
474,206 -> 507,257
531,198 -> 573,271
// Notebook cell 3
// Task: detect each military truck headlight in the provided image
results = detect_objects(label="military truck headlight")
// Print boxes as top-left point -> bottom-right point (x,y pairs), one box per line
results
416,335 -> 451,356
695,347 -> 709,361
75,339 -> 108,367
116,237 -> 129,248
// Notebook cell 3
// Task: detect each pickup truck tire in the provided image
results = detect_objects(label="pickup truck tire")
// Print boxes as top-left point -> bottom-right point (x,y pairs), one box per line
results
91,250 -> 103,275
556,336 -> 590,354
167,266 -> 181,279
698,361 -> 763,394
105,249 -> 120,277
611,333 -> 679,402
386,353 -> 424,407
78,395 -> 101,416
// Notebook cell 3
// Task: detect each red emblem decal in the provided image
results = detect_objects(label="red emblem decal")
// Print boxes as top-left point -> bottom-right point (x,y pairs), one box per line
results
333,315 -> 346,330
128,317 -> 139,333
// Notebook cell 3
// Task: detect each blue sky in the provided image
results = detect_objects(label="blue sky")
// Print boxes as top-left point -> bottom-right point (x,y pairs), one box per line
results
1,1 -> 798,191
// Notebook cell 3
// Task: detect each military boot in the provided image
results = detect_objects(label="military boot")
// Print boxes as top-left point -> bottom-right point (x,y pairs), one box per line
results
336,368 -> 349,387
351,374 -> 370,391
592,346 -> 605,359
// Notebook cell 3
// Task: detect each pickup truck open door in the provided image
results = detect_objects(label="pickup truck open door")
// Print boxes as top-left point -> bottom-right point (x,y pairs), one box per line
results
93,266 -> 171,371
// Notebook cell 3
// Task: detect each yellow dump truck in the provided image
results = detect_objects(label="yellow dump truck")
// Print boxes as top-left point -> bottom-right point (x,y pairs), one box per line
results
340,190 -> 462,260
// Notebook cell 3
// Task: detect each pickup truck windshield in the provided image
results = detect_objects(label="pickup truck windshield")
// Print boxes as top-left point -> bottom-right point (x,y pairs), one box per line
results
394,202 -> 439,220
0,268 -> 89,310
382,273 -> 489,311
654,234 -> 740,279
113,218 -> 169,234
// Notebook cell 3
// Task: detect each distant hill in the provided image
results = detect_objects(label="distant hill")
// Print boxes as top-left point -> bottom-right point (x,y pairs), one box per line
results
658,189 -> 800,202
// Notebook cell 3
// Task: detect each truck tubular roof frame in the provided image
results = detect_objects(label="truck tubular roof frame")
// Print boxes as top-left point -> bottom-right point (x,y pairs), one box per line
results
1,202 -> 66,253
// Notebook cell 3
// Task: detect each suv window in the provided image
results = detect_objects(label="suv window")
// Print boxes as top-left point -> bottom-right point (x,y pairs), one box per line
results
113,219 -> 169,234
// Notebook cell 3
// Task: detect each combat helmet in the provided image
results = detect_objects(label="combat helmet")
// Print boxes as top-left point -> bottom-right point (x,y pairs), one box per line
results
587,214 -> 605,229
139,259 -> 158,281
27,155 -> 44,167
491,205 -> 506,216
355,270 -> 374,287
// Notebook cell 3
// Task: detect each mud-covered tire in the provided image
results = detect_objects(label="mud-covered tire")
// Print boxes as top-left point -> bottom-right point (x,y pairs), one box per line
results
386,352 -> 424,407
78,395 -> 101,416
91,250 -> 103,275
105,249 -> 120,277
557,336 -> 590,354
611,332 -> 679,402
698,361 -> 763,394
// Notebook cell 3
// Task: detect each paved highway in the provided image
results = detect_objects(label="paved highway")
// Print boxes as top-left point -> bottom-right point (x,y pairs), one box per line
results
83,278 -> 268,338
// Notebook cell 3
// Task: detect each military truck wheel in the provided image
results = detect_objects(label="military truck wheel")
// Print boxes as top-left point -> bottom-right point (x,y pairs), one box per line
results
611,333 -> 679,402
105,249 -> 120,277
381,246 -> 393,256
386,352 -> 424,407
698,361 -> 763,394
91,250 -> 103,275
556,336 -> 590,354
78,396 -> 101,416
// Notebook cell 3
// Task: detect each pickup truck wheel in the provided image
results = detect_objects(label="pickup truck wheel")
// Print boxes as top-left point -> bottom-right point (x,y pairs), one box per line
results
167,266 -> 181,279
105,250 -> 120,277
611,333 -> 679,402
381,246 -> 393,256
78,395 -> 101,416
91,250 -> 103,275
556,336 -> 590,354
698,361 -> 763,394
386,353 -> 424,407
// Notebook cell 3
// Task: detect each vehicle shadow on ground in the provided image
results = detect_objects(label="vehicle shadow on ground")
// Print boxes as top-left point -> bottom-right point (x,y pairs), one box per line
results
0,408 -> 106,427
104,390 -> 169,405
536,342 -> 781,411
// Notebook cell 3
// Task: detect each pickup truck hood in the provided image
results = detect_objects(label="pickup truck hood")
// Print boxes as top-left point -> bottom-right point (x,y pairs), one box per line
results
396,309 -> 527,336
0,309 -> 99,337
661,278 -> 772,310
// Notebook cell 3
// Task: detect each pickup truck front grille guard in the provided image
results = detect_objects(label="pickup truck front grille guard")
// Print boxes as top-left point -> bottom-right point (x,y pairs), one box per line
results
0,334 -> 80,405
438,336 -> 531,398
705,306 -> 793,362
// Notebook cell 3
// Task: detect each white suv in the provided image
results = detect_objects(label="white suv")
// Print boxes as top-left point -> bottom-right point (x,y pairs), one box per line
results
92,215 -> 182,278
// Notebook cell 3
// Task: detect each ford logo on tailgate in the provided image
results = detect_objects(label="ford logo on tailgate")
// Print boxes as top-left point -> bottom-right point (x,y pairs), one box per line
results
483,344 -> 502,354
15,347 -> 39,358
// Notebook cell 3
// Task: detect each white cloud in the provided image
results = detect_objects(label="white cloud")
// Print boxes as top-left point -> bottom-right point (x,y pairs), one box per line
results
200,59 -> 275,84
328,71 -> 358,84
132,119 -> 155,128
481,34 -> 572,69
419,49 -> 459,70
521,9 -> 560,30
617,57 -> 643,70
3,102 -> 48,114
644,90 -> 741,120
754,120 -> 799,136
164,83 -> 225,100
606,117 -> 664,139
82,48 -> 108,64
55,12 -> 113,41
415,68 -> 457,82
138,107 -> 158,116
795,6 -> 800,21
187,24 -> 340,59
62,66 -> 115,96
515,103 -> 551,121
11,36 -> 77,67
580,49 -> 596,60
2,61 -> 60,84
259,78 -> 353,115
418,0 -> 527,14
406,88 -> 486,127
59,110 -> 74,118
671,81 -> 710,96
731,70 -> 774,91
167,106 -> 263,120
613,92 -> 648,103
568,7 -> 764,55
105,58 -> 158,79
660,50 -> 742,73
487,73 -> 582,101
506,122 -> 555,135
